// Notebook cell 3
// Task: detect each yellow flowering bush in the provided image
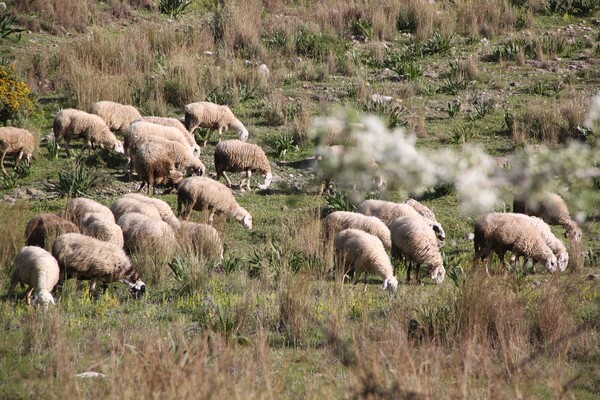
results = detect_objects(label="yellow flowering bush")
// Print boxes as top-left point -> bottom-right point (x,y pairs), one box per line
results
0,64 -> 35,125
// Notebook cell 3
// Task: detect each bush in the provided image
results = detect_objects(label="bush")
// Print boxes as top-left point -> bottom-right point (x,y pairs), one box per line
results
0,65 -> 35,126
48,155 -> 102,198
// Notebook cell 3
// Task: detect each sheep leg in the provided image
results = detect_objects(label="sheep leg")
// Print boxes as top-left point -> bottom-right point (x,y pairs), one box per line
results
202,129 -> 214,147
15,150 -> 24,169
415,263 -> 422,284
221,171 -> 233,186
208,209 -> 216,225
406,260 -> 412,284
363,273 -> 368,292
26,286 -> 34,305
245,170 -> 252,191
64,140 -> 72,157
137,180 -> 146,193
1,149 -> 8,176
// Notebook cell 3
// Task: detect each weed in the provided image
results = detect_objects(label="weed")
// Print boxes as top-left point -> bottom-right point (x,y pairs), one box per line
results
271,132 -> 299,159
45,139 -> 60,160
264,30 -> 287,49
350,18 -> 374,41
544,0 -> 599,16
0,171 -> 17,189
441,76 -> 468,95
451,123 -> 475,144
470,96 -> 495,119
0,15 -> 25,42
159,0 -> 192,18
48,155 -> 102,198
447,100 -> 461,118
362,100 -> 405,129
420,31 -> 453,56
322,191 -> 357,214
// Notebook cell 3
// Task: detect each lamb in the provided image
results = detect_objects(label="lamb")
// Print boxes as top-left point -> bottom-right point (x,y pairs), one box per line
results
177,176 -> 252,230
356,199 -> 446,245
24,213 -> 80,250
333,228 -> 398,292
89,100 -> 142,132
140,116 -> 200,157
513,192 -> 582,242
474,212 -> 567,272
116,193 -> 181,229
178,221 -> 224,261
473,213 -> 558,275
214,139 -> 272,191
51,233 -> 145,298
116,213 -> 178,262
63,197 -> 115,228
389,216 -> 446,285
184,101 -> 249,146
404,198 -> 438,222
53,108 -> 124,156
132,137 -> 204,194
323,211 -> 391,250
80,212 -> 125,248
0,127 -> 35,176
6,246 -> 60,306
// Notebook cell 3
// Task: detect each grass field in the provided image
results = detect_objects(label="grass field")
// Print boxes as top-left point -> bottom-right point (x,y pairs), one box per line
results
0,1 -> 599,398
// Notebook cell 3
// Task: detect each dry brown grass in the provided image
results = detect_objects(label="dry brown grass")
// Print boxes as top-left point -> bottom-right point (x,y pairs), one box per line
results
455,0 -> 517,39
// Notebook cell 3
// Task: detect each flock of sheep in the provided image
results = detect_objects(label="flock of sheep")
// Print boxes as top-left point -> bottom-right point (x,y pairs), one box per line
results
0,100 -> 584,306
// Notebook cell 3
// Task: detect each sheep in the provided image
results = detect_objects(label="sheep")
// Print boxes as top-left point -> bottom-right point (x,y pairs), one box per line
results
110,196 -> 163,223
356,199 -> 446,245
140,116 -> 200,157
124,121 -> 197,169
63,197 -> 115,228
6,246 -> 60,306
184,101 -> 249,146
0,127 -> 35,176
389,216 -> 446,285
178,221 -> 224,261
333,228 -> 398,292
132,138 -> 203,194
121,193 -> 181,230
24,213 -> 80,250
177,176 -> 252,230
513,192 -> 582,242
116,213 -> 178,262
51,233 -> 145,298
89,100 -> 142,132
475,212 -> 567,273
404,198 -> 437,222
80,212 -> 125,248
53,108 -> 125,156
473,213 -> 558,275
323,211 -> 391,250
214,139 -> 272,191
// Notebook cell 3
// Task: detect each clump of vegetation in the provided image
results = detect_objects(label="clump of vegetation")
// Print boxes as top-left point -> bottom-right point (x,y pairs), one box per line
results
48,155 -> 102,198
159,0 -> 192,18
0,65 -> 35,126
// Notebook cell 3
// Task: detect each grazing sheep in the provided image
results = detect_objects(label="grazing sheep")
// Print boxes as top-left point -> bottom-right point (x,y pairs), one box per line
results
24,213 -> 80,250
389,216 -> 446,285
51,233 -> 145,298
177,176 -> 252,230
53,108 -> 124,156
116,213 -> 178,262
473,213 -> 558,275
122,193 -> 180,229
141,116 -> 200,157
356,199 -> 446,245
64,197 -> 115,228
184,101 -> 249,146
7,246 -> 60,306
0,127 -> 35,176
178,221 -> 224,261
89,100 -> 142,132
323,211 -> 391,250
512,214 -> 569,272
513,192 -> 582,242
110,196 -> 163,222
333,228 -> 398,292
132,138 -> 202,194
214,140 -> 272,191
80,212 -> 125,248
404,198 -> 437,222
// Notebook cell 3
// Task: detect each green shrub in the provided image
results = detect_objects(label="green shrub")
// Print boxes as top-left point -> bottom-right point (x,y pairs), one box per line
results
48,156 -> 102,198
0,64 -> 35,126
159,0 -> 192,18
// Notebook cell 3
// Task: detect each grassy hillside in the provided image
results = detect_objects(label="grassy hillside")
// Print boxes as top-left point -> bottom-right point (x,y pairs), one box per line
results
0,1 -> 599,398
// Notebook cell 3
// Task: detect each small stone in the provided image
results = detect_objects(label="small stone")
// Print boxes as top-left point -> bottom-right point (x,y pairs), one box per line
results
258,63 -> 270,77
76,371 -> 106,379
588,274 -> 598,281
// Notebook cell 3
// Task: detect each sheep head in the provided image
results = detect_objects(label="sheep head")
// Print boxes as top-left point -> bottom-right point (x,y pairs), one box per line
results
258,172 -> 273,190
113,140 -> 125,154
557,251 -> 569,272
430,265 -> 445,284
33,290 -> 56,307
382,276 -> 398,293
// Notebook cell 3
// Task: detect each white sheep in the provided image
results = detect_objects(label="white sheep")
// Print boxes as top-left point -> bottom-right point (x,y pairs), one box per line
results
53,108 -> 124,156
116,212 -> 178,262
80,212 -> 125,248
389,216 -> 446,285
25,213 -> 80,250
333,228 -> 398,292
177,176 -> 252,230
323,211 -> 391,250
63,197 -> 115,229
473,213 -> 558,275
110,196 -> 162,222
0,127 -> 35,176
51,233 -> 145,298
178,221 -> 224,261
184,101 -> 249,146
89,100 -> 142,132
121,193 -> 181,229
132,138 -> 203,194
124,120 -> 196,166
214,139 -> 272,191
7,246 -> 60,306
404,198 -> 438,222
513,192 -> 582,242
356,199 -> 446,245
141,116 -> 200,157
512,214 -> 569,272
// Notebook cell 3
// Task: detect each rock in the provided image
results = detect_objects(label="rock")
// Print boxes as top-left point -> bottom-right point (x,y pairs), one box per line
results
76,371 -> 106,379
371,94 -> 394,104
465,232 -> 475,241
26,187 -> 46,199
258,63 -> 270,77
